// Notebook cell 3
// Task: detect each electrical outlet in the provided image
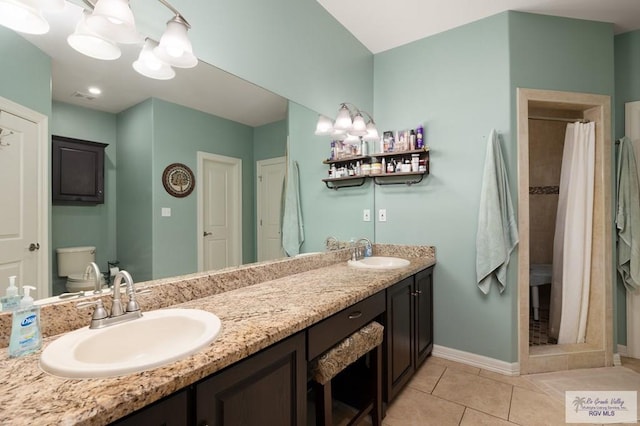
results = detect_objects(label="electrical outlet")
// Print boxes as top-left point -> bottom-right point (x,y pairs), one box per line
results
363,209 -> 371,222
378,209 -> 387,222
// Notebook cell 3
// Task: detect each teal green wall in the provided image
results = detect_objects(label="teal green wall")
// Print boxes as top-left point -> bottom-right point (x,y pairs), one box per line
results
151,99 -> 255,278
614,29 -> 640,346
289,102 -> 375,251
117,100 -> 154,282
373,13 -> 513,361
50,102 -> 117,293
0,27 -> 51,117
254,120 -> 287,162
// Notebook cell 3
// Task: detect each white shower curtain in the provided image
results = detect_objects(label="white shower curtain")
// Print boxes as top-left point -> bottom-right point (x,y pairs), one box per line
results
549,122 -> 595,344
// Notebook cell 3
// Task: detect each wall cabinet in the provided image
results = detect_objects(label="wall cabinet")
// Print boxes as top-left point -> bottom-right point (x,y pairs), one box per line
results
384,266 -> 434,402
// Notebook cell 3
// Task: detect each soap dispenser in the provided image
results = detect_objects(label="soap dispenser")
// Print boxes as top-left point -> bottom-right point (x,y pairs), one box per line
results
8,285 -> 42,358
1,276 -> 20,312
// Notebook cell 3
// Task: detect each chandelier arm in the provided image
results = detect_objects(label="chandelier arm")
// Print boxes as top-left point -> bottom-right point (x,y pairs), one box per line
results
157,0 -> 191,28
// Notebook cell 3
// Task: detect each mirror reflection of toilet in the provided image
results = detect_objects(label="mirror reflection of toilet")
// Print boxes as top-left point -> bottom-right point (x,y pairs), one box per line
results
56,246 -> 105,292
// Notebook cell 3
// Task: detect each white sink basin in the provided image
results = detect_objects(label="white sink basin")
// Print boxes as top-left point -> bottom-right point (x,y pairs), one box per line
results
348,256 -> 410,270
40,308 -> 222,379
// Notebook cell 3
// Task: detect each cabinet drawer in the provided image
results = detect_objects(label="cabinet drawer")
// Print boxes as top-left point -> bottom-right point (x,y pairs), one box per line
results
307,291 -> 385,360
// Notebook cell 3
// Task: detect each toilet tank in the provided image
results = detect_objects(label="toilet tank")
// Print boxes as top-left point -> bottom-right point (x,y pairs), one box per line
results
56,246 -> 96,277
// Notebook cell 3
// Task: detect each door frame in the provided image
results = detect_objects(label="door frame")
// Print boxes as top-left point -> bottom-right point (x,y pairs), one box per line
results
517,88 -> 612,374
196,151 -> 242,272
0,96 -> 49,298
256,156 -> 285,261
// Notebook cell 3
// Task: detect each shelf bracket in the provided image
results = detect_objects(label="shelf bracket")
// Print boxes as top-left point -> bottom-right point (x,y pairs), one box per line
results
373,174 -> 425,186
324,178 -> 366,190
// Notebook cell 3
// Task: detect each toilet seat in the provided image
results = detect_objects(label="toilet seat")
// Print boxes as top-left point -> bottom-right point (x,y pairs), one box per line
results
66,274 -> 106,293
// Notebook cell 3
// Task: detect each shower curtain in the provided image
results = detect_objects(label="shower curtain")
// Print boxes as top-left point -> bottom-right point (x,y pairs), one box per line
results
549,122 -> 595,344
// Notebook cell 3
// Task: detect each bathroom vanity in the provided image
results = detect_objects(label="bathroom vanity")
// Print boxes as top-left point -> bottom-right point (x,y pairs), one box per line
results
0,244 -> 435,425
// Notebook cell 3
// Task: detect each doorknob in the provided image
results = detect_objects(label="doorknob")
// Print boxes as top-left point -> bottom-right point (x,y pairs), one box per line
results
203,232 -> 212,237
29,243 -> 40,252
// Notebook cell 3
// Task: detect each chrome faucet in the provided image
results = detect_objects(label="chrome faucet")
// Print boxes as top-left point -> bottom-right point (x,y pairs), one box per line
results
77,270 -> 145,329
353,238 -> 372,261
83,262 -> 103,294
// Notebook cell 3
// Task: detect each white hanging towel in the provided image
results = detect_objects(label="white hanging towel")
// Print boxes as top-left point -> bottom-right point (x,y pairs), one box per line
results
282,160 -> 304,256
476,129 -> 519,294
616,136 -> 640,291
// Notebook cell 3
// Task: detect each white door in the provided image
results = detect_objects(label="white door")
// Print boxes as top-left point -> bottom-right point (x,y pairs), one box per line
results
257,157 -> 286,261
0,99 -> 48,300
197,152 -> 242,271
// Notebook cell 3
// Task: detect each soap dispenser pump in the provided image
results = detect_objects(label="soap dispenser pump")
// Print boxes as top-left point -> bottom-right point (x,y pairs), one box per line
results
1,276 -> 21,312
8,285 -> 42,358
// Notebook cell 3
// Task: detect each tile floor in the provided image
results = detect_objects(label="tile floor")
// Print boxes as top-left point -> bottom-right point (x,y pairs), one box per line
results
332,355 -> 640,426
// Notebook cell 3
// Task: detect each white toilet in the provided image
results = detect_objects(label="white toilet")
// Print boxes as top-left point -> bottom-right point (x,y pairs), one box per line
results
56,246 -> 105,292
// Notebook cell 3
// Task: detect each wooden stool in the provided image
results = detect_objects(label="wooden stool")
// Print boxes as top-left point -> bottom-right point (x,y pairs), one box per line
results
309,321 -> 384,426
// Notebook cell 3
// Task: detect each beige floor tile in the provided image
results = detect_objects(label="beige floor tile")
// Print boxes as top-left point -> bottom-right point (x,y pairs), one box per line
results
509,385 -> 568,426
479,369 -> 542,392
429,356 -> 481,375
460,407 -> 517,425
383,387 -> 464,426
406,358 -> 446,394
432,367 -> 512,419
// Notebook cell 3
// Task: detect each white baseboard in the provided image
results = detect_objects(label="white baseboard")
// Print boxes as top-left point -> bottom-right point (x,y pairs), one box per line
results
432,344 -> 520,376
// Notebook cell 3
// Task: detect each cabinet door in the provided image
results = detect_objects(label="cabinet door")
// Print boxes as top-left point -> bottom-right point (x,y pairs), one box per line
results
195,332 -> 306,426
414,267 -> 434,368
385,276 -> 414,402
110,389 -> 190,426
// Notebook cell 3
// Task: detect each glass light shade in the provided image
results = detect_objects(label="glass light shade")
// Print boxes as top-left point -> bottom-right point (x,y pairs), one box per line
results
34,0 -> 64,10
86,0 -> 140,44
68,11 -> 121,60
314,115 -> 334,135
333,105 -> 353,131
0,0 -> 49,34
133,39 -> 175,80
153,17 -> 198,69
349,113 -> 368,136
331,129 -> 347,141
362,122 -> 380,142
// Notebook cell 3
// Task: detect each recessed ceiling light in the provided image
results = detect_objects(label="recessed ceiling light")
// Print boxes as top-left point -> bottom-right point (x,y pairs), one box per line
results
88,86 -> 102,95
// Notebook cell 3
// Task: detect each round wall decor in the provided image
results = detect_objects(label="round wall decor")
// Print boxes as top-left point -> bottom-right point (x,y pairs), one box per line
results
162,163 -> 195,198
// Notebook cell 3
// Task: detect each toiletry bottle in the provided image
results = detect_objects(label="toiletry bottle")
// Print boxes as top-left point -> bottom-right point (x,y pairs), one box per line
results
381,158 -> 386,174
8,286 -> 42,358
416,125 -> 424,149
1,276 -> 20,312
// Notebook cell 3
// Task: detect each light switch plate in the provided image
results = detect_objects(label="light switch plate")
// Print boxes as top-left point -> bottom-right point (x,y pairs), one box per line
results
161,207 -> 171,217
378,209 -> 387,222
363,209 -> 371,222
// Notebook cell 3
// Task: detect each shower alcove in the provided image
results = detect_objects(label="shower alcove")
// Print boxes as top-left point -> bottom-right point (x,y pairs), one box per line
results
517,88 -> 613,375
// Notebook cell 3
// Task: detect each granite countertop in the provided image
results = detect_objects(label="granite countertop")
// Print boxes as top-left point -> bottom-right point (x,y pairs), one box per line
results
0,245 -> 435,425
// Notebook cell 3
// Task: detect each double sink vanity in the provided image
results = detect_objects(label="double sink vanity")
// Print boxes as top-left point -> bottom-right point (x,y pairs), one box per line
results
0,244 -> 435,425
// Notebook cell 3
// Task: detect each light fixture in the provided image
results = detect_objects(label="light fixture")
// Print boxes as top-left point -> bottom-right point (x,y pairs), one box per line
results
153,15 -> 197,68
68,10 -> 121,60
315,103 -> 380,142
0,0 -> 198,82
0,0 -> 49,34
133,38 -> 175,80
85,0 -> 140,44
87,86 -> 102,95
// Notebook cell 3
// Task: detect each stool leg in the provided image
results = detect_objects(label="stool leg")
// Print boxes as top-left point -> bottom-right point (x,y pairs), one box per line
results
371,345 -> 382,426
315,381 -> 332,426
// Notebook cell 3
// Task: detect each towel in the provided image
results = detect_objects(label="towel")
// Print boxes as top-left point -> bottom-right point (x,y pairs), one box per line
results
282,160 -> 304,256
616,136 -> 640,292
476,130 -> 519,294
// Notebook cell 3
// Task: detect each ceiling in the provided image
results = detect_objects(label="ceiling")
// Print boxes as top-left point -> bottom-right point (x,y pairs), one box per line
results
16,1 -> 640,124
19,3 -> 288,127
317,0 -> 640,53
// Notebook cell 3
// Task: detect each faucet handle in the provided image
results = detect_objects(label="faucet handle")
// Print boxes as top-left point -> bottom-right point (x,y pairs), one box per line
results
77,299 -> 108,321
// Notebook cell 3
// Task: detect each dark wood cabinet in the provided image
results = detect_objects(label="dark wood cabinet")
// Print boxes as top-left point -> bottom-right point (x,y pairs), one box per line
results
195,332 -> 306,426
384,266 -> 434,402
51,135 -> 107,205
110,389 -> 190,426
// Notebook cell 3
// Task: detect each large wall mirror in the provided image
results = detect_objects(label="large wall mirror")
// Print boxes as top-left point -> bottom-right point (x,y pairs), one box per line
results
0,2 -> 375,301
